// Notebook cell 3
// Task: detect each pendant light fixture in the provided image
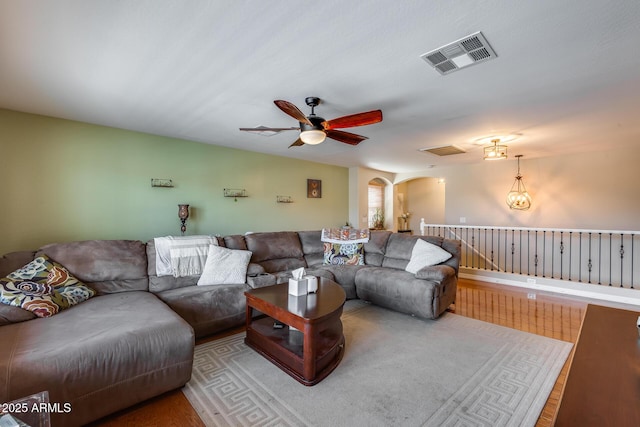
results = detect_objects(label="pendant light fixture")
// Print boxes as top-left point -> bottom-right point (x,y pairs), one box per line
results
506,155 -> 531,210
483,138 -> 508,160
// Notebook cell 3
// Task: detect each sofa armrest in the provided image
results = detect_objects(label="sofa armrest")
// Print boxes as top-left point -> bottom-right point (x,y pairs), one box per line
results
247,273 -> 276,289
415,265 -> 455,281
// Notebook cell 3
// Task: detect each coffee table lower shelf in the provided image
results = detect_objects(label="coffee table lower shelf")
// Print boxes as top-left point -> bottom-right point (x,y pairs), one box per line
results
245,315 -> 345,386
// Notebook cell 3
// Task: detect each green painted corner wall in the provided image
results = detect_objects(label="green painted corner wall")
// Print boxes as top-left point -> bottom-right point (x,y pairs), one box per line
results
0,109 -> 349,254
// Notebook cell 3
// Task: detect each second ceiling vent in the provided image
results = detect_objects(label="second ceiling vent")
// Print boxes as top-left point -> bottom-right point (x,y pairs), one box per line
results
421,31 -> 497,75
419,145 -> 466,156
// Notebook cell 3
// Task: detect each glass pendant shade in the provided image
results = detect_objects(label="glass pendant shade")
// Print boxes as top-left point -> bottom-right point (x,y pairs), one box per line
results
299,129 -> 326,145
506,155 -> 531,210
483,139 -> 508,160
506,177 -> 532,210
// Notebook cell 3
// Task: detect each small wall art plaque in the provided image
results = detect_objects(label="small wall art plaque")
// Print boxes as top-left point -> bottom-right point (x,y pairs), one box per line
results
307,179 -> 321,198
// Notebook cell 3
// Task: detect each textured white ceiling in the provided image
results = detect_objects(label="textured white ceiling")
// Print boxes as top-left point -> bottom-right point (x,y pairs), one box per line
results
1,0 -> 639,173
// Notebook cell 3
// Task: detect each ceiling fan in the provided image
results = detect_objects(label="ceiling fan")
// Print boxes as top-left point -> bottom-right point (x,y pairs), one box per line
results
239,97 -> 383,147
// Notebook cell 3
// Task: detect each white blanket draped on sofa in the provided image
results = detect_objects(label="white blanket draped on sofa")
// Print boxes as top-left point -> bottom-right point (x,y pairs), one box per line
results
154,235 -> 218,277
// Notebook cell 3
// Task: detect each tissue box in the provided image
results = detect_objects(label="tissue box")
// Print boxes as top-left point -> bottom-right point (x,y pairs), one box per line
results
304,275 -> 318,293
288,278 -> 308,296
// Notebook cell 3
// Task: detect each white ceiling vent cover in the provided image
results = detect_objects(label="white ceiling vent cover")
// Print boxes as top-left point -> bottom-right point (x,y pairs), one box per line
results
419,145 -> 466,156
420,32 -> 497,75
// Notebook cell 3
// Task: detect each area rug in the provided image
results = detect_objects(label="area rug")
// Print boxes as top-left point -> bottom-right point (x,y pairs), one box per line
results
183,300 -> 572,427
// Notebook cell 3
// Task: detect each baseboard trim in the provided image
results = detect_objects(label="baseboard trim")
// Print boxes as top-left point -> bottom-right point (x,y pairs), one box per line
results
460,269 -> 640,307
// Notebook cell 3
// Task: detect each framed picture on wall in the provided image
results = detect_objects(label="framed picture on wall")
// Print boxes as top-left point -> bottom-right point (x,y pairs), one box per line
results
307,179 -> 322,198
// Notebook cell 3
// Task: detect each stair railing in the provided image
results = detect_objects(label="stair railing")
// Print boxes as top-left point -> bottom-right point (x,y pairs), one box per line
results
420,221 -> 639,290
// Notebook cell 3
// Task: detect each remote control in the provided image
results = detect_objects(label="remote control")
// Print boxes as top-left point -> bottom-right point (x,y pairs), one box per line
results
273,321 -> 285,329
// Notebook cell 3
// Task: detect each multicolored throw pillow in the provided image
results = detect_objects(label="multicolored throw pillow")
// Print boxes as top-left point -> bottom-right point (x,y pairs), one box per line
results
323,242 -> 365,266
0,255 -> 95,318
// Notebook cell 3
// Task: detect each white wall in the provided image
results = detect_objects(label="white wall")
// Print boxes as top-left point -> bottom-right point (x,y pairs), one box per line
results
349,167 -> 394,230
439,147 -> 640,230
356,146 -> 640,233
405,178 -> 446,232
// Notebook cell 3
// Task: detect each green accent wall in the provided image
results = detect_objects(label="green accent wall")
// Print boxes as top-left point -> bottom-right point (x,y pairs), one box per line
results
0,109 -> 349,254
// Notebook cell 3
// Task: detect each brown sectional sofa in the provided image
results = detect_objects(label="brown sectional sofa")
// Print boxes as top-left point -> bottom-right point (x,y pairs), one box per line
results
0,230 -> 460,426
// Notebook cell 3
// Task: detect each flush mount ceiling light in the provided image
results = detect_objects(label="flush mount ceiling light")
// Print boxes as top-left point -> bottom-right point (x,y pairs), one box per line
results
506,155 -> 532,210
483,139 -> 508,160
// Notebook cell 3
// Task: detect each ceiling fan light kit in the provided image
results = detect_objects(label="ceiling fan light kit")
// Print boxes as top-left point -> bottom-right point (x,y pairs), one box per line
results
300,129 -> 326,145
240,96 -> 382,147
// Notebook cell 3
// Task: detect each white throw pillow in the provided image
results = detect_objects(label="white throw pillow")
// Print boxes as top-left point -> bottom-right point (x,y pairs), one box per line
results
405,239 -> 452,274
197,245 -> 252,286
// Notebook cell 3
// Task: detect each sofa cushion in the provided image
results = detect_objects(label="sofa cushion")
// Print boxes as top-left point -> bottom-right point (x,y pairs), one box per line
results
0,255 -> 95,317
363,230 -> 392,266
298,230 -> 324,267
381,234 -> 444,270
323,242 -> 365,265
38,240 -> 148,294
223,234 -> 247,250
405,239 -> 452,274
197,245 -> 252,285
155,284 -> 246,338
244,232 -> 306,273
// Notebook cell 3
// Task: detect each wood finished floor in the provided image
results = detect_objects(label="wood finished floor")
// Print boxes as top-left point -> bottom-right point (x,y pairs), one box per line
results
90,278 -> 635,427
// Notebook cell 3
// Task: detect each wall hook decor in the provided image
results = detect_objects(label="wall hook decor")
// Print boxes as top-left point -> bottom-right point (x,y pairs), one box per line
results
276,195 -> 293,203
224,188 -> 247,202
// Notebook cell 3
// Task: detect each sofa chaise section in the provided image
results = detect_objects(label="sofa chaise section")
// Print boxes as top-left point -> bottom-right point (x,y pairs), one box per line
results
0,240 -> 194,427
0,291 -> 193,427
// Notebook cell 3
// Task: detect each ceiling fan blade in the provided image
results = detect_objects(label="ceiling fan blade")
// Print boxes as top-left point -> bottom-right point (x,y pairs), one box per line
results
274,100 -> 312,125
323,110 -> 382,130
288,137 -> 305,148
325,129 -> 368,146
239,126 -> 299,132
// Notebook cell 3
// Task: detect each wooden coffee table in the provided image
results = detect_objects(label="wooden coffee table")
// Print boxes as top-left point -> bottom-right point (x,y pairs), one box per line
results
244,277 -> 346,386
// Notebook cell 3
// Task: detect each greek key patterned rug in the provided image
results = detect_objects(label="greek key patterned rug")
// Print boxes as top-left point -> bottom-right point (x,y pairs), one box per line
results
183,300 -> 572,426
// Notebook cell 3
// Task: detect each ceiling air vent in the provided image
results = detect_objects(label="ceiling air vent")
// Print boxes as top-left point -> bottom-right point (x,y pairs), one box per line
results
419,145 -> 466,156
420,31 -> 497,76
